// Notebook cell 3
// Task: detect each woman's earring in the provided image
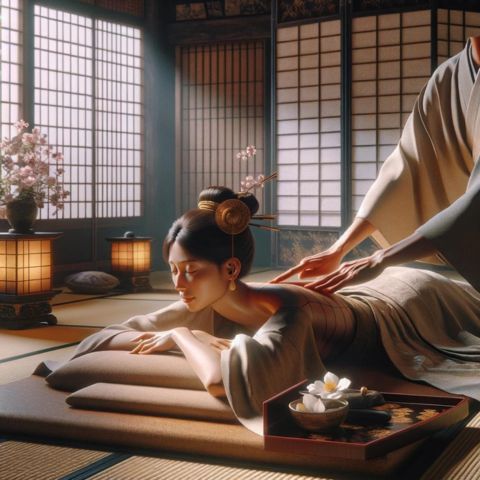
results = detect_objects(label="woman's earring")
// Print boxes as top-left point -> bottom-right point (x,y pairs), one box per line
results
229,278 -> 236,291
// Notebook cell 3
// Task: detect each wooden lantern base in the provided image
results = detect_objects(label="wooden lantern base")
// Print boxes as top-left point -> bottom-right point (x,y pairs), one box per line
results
0,291 -> 60,329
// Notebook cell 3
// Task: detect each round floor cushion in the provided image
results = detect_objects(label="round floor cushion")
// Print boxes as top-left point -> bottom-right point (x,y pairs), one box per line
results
65,271 -> 119,294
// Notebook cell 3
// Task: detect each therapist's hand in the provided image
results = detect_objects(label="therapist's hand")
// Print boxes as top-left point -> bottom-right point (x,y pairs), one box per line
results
304,250 -> 386,293
304,232 -> 436,293
270,248 -> 344,284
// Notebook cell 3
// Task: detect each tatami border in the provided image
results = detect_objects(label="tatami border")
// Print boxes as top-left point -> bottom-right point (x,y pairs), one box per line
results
58,452 -> 132,480
0,342 -> 80,365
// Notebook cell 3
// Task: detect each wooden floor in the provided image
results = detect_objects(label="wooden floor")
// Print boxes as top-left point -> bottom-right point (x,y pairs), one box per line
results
0,269 -> 478,480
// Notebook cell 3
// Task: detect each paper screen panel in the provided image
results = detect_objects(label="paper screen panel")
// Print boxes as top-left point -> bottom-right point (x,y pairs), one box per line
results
178,41 -> 265,212
437,9 -> 480,65
351,10 -> 431,214
0,0 -> 23,140
95,20 -> 143,218
276,20 -> 342,227
34,6 -> 94,219
33,5 -> 144,219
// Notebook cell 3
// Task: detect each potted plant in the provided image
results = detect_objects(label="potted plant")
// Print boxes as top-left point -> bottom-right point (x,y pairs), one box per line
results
0,120 -> 69,233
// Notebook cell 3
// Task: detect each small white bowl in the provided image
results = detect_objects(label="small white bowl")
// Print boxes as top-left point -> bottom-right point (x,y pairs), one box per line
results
289,398 -> 349,432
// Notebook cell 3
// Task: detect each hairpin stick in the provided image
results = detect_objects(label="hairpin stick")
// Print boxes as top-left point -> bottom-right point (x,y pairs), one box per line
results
261,171 -> 278,182
249,223 -> 280,232
252,214 -> 276,220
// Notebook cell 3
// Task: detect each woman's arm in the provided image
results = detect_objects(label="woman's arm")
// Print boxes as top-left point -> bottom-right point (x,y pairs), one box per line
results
171,327 -> 227,397
130,327 -> 231,397
271,218 -> 375,283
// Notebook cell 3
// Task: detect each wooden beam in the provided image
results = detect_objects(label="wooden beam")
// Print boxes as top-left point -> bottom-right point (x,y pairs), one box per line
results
167,15 -> 271,45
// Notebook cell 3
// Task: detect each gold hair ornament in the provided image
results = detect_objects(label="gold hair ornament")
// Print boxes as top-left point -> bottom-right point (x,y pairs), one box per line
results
215,199 -> 251,235
197,172 -> 280,233
197,200 -> 218,212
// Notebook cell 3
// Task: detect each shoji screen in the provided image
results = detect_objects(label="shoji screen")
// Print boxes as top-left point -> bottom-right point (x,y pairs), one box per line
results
351,10 -> 431,214
33,5 -> 144,219
437,9 -> 480,64
0,0 -> 23,139
276,21 -> 342,228
34,6 -> 94,219
178,41 -> 265,212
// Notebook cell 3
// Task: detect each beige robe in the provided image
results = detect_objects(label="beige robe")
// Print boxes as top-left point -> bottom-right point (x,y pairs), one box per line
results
357,40 -> 480,291
66,271 -> 480,435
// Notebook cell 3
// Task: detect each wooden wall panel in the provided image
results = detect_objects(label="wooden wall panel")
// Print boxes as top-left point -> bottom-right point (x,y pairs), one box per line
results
177,41 -> 265,212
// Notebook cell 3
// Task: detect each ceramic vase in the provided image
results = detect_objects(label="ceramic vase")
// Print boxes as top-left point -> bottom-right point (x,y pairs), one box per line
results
5,196 -> 38,233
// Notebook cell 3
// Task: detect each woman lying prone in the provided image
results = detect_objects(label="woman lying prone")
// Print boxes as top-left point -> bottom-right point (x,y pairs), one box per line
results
70,186 -> 480,434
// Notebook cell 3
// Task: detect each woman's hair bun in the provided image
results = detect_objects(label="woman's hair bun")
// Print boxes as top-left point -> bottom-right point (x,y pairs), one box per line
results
198,186 -> 259,216
236,192 -> 259,216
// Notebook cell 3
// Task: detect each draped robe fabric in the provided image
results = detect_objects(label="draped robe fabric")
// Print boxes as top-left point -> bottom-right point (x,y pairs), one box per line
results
357,40 -> 480,292
69,283 -> 364,435
66,271 -> 480,436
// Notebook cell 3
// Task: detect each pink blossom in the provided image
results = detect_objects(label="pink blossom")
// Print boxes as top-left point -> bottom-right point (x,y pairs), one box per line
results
22,133 -> 35,144
2,156 -> 14,168
246,145 -> 256,157
14,119 -> 29,131
46,176 -> 57,187
1,120 -> 68,211
19,166 -> 34,177
22,176 -> 36,188
38,161 -> 49,175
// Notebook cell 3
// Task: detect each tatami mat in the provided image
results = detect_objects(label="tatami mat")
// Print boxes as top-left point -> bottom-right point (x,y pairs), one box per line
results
89,456 -> 338,480
0,268 -> 478,480
0,345 -> 77,385
111,292 -> 179,301
421,410 -> 480,480
52,291 -> 106,305
55,298 -> 173,327
0,326 -> 99,361
0,441 -> 111,480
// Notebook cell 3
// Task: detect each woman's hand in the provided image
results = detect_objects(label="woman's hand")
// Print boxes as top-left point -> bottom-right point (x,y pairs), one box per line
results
304,250 -> 386,293
191,330 -> 232,353
130,331 -> 176,355
270,247 -> 344,284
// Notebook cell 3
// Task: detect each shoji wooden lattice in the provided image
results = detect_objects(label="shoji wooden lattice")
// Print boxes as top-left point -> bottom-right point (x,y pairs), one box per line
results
437,9 -> 480,64
0,0 -> 23,140
78,0 -> 144,17
351,10 -> 432,214
33,5 -> 143,219
276,21 -> 342,228
177,41 -> 265,212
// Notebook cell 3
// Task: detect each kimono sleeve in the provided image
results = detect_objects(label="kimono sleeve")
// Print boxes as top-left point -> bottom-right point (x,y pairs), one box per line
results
416,162 -> 480,292
220,307 -> 326,435
71,301 -> 214,359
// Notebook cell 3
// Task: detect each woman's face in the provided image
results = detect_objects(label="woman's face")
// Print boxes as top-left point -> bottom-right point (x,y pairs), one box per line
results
168,241 -> 230,312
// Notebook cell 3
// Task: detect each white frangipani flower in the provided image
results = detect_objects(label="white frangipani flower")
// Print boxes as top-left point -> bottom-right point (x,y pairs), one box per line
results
301,393 -> 326,413
307,372 -> 351,399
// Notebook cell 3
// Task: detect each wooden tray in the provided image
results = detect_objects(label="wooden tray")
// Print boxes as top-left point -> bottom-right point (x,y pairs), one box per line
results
263,380 -> 469,460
